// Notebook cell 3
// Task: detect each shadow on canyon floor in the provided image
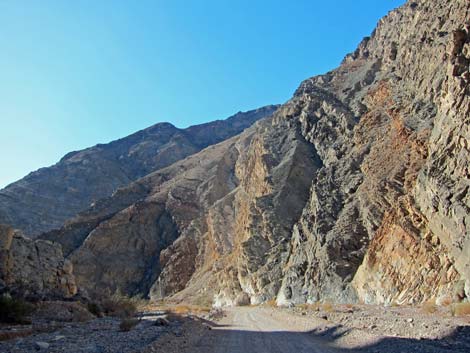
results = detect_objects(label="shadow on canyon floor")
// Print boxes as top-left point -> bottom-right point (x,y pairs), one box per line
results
309,324 -> 470,352
193,322 -> 470,353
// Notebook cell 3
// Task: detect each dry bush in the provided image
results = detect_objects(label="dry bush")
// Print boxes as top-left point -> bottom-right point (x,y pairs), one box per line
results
297,303 -> 321,311
0,329 -> 33,341
208,308 -> 225,320
451,302 -> 470,317
87,302 -> 103,317
440,297 -> 453,307
119,318 -> 140,332
192,295 -> 213,308
191,306 -> 211,315
297,303 -> 310,310
169,305 -> 210,316
100,292 -> 141,318
311,303 -> 321,311
138,300 -> 166,313
321,302 -> 334,312
422,299 -> 437,314
164,311 -> 183,323
343,303 -> 357,313
0,294 -> 33,324
316,303 -> 324,311
171,305 -> 191,315
266,299 -> 277,307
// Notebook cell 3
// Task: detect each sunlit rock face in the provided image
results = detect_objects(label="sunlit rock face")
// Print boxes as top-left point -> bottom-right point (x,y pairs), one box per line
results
30,0 -> 470,306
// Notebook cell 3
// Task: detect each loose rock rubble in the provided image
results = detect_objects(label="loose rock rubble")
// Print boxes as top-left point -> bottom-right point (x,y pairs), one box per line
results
0,312 -> 184,353
288,304 -> 470,352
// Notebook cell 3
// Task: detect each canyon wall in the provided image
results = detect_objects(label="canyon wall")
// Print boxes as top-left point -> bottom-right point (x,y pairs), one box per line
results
30,0 -> 470,306
0,224 -> 76,299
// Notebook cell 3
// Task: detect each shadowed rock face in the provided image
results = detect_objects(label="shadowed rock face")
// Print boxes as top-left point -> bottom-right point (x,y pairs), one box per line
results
0,106 -> 278,237
0,224 -> 76,299
30,0 -> 470,305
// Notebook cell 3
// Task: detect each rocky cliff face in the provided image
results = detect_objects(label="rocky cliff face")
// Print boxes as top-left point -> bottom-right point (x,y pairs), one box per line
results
33,0 -> 470,306
0,106 -> 278,237
0,224 -> 77,299
279,0 -> 470,306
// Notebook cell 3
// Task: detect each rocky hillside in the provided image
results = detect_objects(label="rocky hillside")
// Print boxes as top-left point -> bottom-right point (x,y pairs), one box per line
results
0,105 -> 278,237
35,0 -> 470,306
0,224 -> 76,299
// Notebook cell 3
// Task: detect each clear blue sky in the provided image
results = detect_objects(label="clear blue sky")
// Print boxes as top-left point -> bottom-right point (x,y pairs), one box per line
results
0,0 -> 405,188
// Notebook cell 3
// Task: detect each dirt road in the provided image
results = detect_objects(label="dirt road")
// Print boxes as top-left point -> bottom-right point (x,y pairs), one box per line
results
173,308 -> 346,353
146,306 -> 470,353
202,307 -> 340,353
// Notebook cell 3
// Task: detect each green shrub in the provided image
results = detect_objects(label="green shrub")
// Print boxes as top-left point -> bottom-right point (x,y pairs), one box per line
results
0,294 -> 34,324
87,302 -> 103,317
119,318 -> 140,331
100,292 -> 139,318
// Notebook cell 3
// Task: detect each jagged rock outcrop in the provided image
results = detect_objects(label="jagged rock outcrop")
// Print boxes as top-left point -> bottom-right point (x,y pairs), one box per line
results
0,224 -> 76,299
0,106 -> 278,237
279,0 -> 470,305
32,0 -> 470,306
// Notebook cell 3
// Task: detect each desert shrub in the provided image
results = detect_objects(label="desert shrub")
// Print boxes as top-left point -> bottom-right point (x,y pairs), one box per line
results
440,297 -> 453,307
313,303 -> 321,311
450,302 -> 470,316
170,305 -> 191,315
321,302 -> 333,312
100,292 -> 139,318
87,302 -> 103,317
164,311 -> 183,323
296,303 -> 321,311
192,295 -> 213,308
119,318 -> 140,331
0,294 -> 34,324
208,308 -> 225,320
422,300 -> 437,314
165,304 -> 211,316
0,329 -> 33,341
266,299 -> 277,307
191,305 -> 211,314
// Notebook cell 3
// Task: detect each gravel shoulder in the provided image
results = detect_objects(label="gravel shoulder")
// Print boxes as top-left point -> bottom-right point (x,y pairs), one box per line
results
0,313 -> 182,353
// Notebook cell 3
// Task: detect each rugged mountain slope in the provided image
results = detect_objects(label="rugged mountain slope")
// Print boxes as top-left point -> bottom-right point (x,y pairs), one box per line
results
42,0 -> 469,306
279,0 -> 470,305
0,225 -> 76,299
42,115 -> 318,299
0,106 -> 278,236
